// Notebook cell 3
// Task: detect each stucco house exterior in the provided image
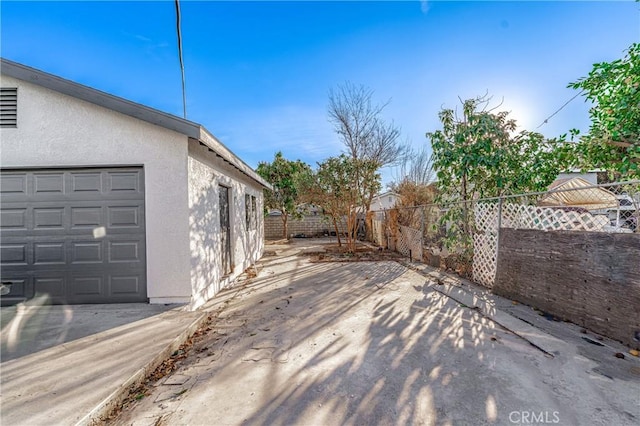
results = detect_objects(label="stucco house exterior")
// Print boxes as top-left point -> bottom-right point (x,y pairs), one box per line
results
370,191 -> 400,211
0,58 -> 270,310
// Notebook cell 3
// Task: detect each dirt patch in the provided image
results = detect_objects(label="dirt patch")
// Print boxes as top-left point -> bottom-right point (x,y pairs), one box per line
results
303,242 -> 404,263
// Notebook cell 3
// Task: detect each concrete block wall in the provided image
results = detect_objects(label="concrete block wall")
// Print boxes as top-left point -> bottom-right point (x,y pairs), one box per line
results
494,228 -> 640,349
265,215 -> 346,240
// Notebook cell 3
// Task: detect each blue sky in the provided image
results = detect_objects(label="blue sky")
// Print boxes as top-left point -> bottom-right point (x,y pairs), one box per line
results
2,1 -> 639,185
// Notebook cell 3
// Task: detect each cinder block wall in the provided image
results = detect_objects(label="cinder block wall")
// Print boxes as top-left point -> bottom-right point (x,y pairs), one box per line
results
265,215 -> 347,239
494,228 -> 640,349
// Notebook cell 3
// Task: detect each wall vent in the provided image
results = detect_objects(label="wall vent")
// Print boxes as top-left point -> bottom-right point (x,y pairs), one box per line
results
1,88 -> 17,127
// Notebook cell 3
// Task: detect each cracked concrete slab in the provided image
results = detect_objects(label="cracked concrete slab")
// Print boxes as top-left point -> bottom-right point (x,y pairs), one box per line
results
162,374 -> 192,386
112,240 -> 640,426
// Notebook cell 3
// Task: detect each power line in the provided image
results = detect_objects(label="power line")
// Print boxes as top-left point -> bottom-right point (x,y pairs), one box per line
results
536,90 -> 584,129
175,0 -> 187,119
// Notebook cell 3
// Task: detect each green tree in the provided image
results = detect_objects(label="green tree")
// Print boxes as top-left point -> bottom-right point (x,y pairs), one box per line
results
568,42 -> 640,177
428,96 -> 565,201
299,155 -> 380,252
427,95 -> 569,258
256,152 -> 311,239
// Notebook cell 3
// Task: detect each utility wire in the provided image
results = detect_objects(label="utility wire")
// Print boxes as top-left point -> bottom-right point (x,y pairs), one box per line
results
536,90 -> 584,129
175,0 -> 187,119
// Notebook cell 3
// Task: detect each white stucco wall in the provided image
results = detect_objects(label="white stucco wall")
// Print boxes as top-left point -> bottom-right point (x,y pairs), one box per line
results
188,140 -> 264,310
371,192 -> 400,211
0,75 -> 192,304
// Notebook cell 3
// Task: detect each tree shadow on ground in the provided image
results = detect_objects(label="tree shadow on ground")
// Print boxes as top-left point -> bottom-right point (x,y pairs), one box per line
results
174,247 -> 545,426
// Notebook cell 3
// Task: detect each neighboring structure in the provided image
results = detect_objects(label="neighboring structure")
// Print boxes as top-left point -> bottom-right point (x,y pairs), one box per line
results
370,191 -> 400,211
540,177 -> 618,210
0,58 -> 270,310
556,169 -> 600,185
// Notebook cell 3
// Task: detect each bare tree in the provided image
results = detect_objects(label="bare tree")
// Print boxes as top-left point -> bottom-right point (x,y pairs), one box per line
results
328,82 -> 405,207
391,144 -> 435,185
328,82 -> 405,168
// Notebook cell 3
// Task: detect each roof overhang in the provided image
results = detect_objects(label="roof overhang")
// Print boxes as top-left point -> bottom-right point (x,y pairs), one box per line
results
1,58 -> 271,190
195,128 -> 271,189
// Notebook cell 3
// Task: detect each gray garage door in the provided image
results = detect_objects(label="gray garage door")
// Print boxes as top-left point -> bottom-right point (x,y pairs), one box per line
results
0,167 -> 146,305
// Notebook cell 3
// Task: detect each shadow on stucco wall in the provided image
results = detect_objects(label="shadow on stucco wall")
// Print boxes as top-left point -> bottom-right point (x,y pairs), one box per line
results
188,153 -> 264,310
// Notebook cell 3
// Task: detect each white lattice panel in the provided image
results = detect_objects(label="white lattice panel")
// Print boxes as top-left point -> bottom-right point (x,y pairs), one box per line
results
474,203 -> 499,233
476,202 -> 611,233
473,234 -> 496,288
397,225 -> 422,260
472,202 -> 499,287
500,204 -> 609,232
472,200 -> 614,289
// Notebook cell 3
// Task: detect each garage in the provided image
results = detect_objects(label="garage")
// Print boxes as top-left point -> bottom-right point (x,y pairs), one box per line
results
0,167 -> 146,305
1,58 -> 271,309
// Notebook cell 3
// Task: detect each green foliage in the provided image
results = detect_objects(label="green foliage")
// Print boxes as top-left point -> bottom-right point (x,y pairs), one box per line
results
426,96 -> 570,258
256,152 -> 311,239
428,96 -> 567,201
568,43 -> 640,177
299,155 -> 380,251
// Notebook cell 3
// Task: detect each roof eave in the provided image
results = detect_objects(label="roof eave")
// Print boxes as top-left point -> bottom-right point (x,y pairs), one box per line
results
1,57 -> 271,190
197,129 -> 272,190
1,58 -> 201,138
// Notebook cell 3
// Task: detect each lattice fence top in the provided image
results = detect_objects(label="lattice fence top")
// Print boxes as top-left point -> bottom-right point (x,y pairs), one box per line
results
501,203 -> 611,232
475,202 -> 617,233
472,201 -> 619,288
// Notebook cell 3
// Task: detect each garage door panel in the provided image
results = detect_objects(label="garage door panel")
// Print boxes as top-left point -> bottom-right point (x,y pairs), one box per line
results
1,208 -> 27,230
69,276 -> 103,296
35,275 -> 66,299
107,171 -> 141,193
0,173 -> 27,196
0,167 -> 146,304
34,207 -> 65,229
34,242 -> 66,265
71,241 -> 103,264
34,173 -> 65,195
0,275 -> 34,305
70,172 -> 103,193
1,243 -> 28,265
108,206 -> 140,228
111,275 -> 142,295
71,206 -> 103,228
109,240 -> 142,263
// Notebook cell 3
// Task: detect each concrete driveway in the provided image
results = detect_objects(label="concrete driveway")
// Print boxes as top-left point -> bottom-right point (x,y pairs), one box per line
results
114,240 -> 640,426
1,301 -> 176,362
1,302 -> 204,425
